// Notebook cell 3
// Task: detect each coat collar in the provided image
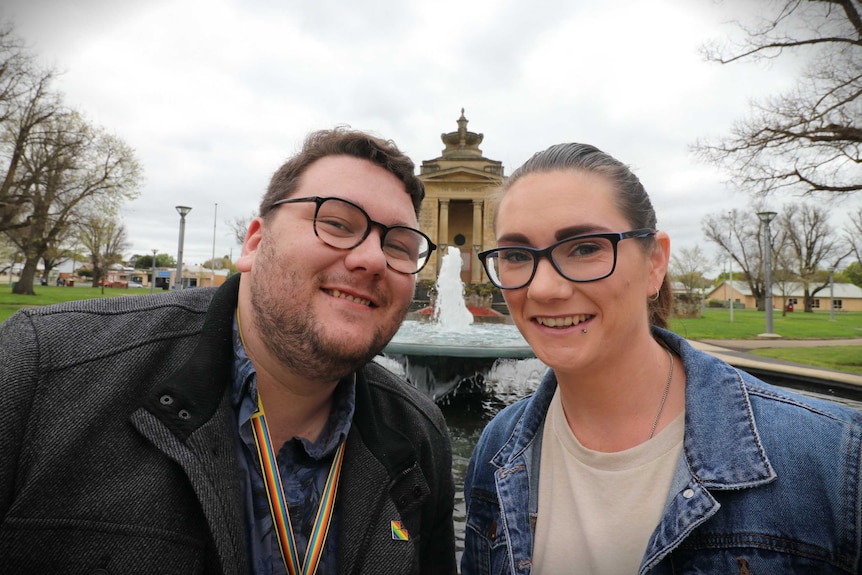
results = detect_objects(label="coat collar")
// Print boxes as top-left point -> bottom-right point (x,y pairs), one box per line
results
144,273 -> 240,440
665,329 -> 776,489
142,272 -> 420,475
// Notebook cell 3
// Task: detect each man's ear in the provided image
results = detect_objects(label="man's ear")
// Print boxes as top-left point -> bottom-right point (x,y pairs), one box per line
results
236,217 -> 264,273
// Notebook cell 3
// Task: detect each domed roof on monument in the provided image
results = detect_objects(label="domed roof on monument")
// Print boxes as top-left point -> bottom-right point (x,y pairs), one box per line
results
440,108 -> 484,157
420,109 -> 503,178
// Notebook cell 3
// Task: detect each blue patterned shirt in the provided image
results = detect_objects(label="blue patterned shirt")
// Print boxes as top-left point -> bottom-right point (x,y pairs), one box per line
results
231,315 -> 355,574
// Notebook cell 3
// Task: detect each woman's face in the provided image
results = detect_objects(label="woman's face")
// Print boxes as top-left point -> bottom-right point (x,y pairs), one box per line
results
495,169 -> 668,375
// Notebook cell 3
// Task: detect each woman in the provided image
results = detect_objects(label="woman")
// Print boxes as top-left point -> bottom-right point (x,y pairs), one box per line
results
461,142 -> 862,574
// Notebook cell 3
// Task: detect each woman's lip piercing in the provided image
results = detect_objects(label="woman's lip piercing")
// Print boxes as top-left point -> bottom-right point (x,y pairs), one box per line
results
582,329 -> 587,333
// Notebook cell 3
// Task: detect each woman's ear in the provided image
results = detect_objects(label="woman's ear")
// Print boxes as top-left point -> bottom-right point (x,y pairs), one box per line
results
648,231 -> 671,292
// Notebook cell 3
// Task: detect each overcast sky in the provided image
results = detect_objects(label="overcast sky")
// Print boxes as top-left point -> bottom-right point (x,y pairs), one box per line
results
5,0 -> 860,274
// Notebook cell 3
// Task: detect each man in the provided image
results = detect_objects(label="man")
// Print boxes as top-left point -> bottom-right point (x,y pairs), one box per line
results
0,128 -> 457,574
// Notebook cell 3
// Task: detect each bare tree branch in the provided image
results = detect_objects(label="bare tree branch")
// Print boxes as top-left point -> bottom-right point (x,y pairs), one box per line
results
694,0 -> 862,199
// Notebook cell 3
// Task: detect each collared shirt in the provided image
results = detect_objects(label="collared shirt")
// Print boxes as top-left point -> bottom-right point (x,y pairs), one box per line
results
231,315 -> 355,574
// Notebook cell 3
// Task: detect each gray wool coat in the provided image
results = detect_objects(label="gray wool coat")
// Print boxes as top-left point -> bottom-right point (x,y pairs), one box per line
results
0,275 -> 456,574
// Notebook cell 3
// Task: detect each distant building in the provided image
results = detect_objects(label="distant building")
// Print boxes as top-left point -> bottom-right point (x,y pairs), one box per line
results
707,280 -> 862,312
170,264 -> 230,289
417,109 -> 505,284
103,262 -> 229,289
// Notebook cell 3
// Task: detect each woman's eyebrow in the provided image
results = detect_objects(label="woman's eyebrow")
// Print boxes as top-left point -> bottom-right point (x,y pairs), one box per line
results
497,225 -> 613,246
554,225 -> 600,241
496,232 -> 532,245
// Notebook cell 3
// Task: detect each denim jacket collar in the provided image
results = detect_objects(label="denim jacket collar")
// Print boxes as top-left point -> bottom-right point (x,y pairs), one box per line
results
490,328 -> 777,490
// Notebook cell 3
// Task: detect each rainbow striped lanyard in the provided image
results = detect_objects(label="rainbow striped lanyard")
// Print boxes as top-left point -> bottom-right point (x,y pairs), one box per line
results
250,394 -> 345,575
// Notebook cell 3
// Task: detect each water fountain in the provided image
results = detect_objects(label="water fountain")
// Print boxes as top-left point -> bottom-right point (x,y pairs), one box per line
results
433,245 -> 474,331
380,246 -> 543,404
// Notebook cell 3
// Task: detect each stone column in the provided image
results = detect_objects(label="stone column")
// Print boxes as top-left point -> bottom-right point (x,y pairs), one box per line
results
472,199 -> 484,282
438,199 -> 450,264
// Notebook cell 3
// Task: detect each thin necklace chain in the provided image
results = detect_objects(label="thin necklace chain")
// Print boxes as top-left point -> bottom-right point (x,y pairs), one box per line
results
648,346 -> 674,439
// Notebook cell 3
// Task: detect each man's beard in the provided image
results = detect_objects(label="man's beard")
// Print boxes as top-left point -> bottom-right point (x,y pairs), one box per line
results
249,267 -> 408,382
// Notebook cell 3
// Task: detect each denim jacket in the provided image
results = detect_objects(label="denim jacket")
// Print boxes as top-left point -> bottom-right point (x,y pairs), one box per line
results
461,328 -> 862,574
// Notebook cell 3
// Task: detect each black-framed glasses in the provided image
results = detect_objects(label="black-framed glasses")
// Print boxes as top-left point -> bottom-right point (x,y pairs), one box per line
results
478,228 -> 656,289
270,195 -> 436,274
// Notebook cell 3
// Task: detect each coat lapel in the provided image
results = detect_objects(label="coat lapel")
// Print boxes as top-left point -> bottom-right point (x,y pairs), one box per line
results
338,429 -> 423,574
131,275 -> 248,574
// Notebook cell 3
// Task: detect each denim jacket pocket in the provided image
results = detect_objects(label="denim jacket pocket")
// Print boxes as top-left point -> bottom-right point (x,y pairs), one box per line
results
666,523 -> 859,575
666,546 -> 853,574
463,487 -> 512,575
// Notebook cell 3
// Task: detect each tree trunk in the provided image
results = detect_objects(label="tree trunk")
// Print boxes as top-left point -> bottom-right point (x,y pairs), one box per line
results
91,264 -> 102,288
11,257 -> 39,295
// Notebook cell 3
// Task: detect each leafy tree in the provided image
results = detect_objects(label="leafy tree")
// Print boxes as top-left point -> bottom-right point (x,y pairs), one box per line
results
6,111 -> 141,295
39,244 -> 69,281
76,215 -> 129,289
203,256 -> 226,270
694,1 -> 862,198
134,252 -> 176,269
670,245 -> 708,317
0,233 -> 16,277
843,261 -> 862,287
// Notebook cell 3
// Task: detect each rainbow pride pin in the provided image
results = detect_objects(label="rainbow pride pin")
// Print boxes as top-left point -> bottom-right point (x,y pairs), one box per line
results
390,521 -> 409,541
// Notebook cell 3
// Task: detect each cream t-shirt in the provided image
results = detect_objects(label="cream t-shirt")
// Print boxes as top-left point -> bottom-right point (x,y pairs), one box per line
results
531,387 -> 685,574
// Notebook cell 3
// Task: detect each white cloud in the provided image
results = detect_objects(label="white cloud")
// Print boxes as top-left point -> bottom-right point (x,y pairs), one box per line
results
4,0 -> 860,273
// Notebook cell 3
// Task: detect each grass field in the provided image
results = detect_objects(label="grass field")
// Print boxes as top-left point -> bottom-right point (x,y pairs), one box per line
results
0,284 -> 143,323
750,347 -> 862,375
2,285 -> 861,374
669,308 -> 862,375
668,307 -> 862,340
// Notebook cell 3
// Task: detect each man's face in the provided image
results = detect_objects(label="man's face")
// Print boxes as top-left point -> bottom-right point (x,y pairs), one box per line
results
237,155 -> 418,382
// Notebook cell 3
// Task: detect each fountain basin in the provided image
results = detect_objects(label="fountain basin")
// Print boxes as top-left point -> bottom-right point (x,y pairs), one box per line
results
384,320 -> 535,358
381,320 -> 536,403
380,247 -> 537,403
385,341 -> 534,358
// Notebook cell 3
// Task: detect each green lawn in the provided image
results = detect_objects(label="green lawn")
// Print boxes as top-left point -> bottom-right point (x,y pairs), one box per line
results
3,286 -> 861,374
669,308 -> 862,340
0,284 -> 146,323
750,347 -> 862,375
669,308 -> 862,375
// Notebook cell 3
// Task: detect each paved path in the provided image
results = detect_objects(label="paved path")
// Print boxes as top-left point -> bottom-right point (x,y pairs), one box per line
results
696,338 -> 862,351
688,337 -> 862,389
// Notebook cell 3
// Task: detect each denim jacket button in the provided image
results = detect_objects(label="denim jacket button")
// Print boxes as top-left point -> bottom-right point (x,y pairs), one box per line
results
683,488 -> 695,499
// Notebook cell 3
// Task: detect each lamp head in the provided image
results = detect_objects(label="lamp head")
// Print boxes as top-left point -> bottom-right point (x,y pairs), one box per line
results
756,211 -> 777,224
176,205 -> 192,217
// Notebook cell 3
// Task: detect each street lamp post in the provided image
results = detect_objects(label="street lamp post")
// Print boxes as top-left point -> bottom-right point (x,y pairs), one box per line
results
211,202 -> 218,287
150,248 -> 157,294
756,211 -> 778,337
175,206 -> 192,290
728,257 -> 734,323
726,211 -> 734,323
